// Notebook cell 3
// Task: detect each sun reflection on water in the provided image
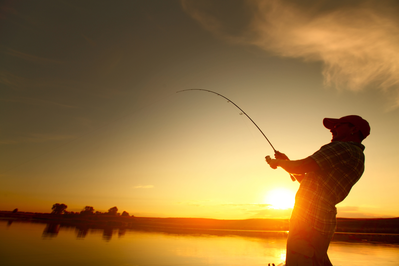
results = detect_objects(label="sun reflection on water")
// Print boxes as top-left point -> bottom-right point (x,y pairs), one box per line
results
1,221 -> 399,266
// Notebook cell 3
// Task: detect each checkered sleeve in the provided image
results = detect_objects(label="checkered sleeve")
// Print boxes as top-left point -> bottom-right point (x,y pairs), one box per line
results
310,142 -> 353,172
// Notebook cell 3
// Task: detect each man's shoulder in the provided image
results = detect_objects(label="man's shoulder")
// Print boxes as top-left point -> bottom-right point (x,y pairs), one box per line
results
311,141 -> 365,168
322,141 -> 365,151
312,142 -> 355,161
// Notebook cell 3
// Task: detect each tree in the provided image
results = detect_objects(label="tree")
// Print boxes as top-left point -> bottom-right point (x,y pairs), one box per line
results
80,206 -> 95,215
121,211 -> 130,217
51,203 -> 67,215
108,206 -> 118,215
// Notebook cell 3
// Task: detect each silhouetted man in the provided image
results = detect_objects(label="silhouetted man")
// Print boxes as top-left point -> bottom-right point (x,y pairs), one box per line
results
266,115 -> 370,266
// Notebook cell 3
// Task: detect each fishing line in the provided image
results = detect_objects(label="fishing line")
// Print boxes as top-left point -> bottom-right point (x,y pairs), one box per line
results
177,88 -> 296,182
177,88 -> 277,152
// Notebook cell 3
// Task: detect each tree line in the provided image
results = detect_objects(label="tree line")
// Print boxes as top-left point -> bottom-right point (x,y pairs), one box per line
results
51,203 -> 132,217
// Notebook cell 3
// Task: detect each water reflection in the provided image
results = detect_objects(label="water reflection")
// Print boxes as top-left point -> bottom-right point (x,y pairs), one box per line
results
102,227 -> 113,241
42,223 -> 60,238
76,226 -> 89,238
1,220 -> 399,266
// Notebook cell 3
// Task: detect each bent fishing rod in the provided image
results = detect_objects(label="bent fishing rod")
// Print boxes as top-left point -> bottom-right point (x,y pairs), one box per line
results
177,88 -> 296,182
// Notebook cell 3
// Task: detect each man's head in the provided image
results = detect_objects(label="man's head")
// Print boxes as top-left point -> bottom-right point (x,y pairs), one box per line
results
323,115 -> 370,143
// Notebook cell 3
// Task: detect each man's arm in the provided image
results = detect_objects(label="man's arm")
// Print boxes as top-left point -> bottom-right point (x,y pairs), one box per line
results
265,156 -> 320,176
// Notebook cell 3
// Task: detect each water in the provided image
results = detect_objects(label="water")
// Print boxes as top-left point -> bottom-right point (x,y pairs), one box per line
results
1,220 -> 398,266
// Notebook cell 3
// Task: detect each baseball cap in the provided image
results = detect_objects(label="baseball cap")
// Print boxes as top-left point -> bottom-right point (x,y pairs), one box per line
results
323,115 -> 370,138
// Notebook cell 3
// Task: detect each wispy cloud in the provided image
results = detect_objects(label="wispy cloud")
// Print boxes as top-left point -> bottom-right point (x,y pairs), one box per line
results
222,203 -> 272,209
0,71 -> 27,89
1,97 -> 78,109
179,199 -> 215,207
6,48 -> 64,64
222,203 -> 293,218
337,206 -> 394,218
180,200 -> 273,209
182,0 -> 399,108
0,133 -> 75,145
0,70 -> 114,99
81,34 -> 97,47
133,185 -> 154,189
180,200 -> 289,215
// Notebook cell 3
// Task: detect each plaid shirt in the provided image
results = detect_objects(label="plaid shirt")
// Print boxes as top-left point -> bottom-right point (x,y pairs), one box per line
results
290,141 -> 365,234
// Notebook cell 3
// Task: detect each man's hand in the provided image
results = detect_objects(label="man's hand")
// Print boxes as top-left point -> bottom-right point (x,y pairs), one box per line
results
265,155 -> 279,169
274,151 -> 289,160
266,155 -> 298,182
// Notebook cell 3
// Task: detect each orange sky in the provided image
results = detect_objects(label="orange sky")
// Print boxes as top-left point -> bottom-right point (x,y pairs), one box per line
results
1,0 -> 399,219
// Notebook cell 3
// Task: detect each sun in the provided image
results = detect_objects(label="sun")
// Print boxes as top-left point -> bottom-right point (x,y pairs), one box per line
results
265,188 -> 295,210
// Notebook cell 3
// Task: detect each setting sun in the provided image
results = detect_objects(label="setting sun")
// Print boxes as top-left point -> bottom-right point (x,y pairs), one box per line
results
265,188 -> 296,210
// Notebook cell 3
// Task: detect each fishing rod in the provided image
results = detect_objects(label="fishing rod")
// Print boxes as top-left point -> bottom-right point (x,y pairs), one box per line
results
177,88 -> 296,182
178,89 -> 276,151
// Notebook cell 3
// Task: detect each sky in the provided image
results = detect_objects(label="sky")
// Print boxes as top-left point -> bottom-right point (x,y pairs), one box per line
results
1,0 -> 399,220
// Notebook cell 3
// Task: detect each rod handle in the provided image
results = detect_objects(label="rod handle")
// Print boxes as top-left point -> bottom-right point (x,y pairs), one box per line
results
274,151 -> 296,182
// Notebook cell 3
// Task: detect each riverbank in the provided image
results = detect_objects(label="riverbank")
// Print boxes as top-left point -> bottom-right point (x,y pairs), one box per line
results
1,211 -> 398,243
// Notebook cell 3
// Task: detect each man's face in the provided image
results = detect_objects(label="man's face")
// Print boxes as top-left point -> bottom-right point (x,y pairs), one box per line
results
330,122 -> 353,141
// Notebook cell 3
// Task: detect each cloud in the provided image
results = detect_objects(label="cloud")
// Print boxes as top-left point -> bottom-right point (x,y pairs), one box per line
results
179,200 -> 272,209
220,203 -> 293,218
249,208 -> 293,219
0,133 -> 75,145
337,205 -> 395,218
0,71 -> 27,90
6,48 -> 64,64
179,200 -> 292,218
81,34 -> 97,47
224,203 -> 293,218
1,97 -> 78,109
223,203 -> 271,208
179,199 -> 217,207
133,185 -> 154,189
182,0 -> 399,108
0,70 -> 115,99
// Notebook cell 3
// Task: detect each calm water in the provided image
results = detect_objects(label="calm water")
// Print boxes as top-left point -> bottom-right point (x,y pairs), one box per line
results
1,220 -> 398,266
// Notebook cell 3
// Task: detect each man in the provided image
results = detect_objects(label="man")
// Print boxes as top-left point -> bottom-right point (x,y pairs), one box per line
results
266,115 -> 370,266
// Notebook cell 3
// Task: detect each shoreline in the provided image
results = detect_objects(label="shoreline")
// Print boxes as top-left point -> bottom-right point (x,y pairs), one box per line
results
1,211 -> 399,243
